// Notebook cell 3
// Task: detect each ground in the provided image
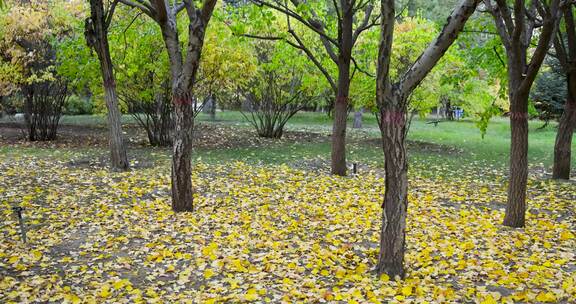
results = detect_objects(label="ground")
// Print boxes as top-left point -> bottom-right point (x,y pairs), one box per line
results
0,112 -> 575,303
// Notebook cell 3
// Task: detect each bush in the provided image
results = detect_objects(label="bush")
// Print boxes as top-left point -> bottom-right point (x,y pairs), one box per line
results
22,79 -> 69,141
64,95 -> 93,115
119,80 -> 173,147
241,70 -> 309,139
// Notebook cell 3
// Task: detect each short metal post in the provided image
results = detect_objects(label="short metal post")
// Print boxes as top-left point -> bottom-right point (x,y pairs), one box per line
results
12,206 -> 27,243
353,163 -> 358,175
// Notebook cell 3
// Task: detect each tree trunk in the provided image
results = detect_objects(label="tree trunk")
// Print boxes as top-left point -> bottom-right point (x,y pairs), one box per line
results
332,93 -> 348,175
376,102 -> 408,278
353,108 -> 363,128
87,0 -> 129,171
504,90 -> 529,228
552,73 -> 576,179
210,95 -> 216,121
331,5 -> 353,176
171,93 -> 195,212
164,16 -> 208,212
102,73 -> 129,171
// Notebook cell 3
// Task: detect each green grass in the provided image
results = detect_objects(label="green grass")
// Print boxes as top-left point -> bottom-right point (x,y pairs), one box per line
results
1,112 -> 574,177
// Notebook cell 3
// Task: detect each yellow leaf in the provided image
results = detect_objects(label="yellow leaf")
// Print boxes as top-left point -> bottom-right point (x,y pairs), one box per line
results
560,230 -> 574,240
113,279 -> 129,290
401,286 -> 412,296
535,292 -> 556,302
31,250 -> 43,261
204,268 -> 215,279
480,295 -> 497,304
146,287 -> 158,298
380,274 -> 390,282
100,284 -> 111,298
245,288 -> 259,301
64,293 -> 81,304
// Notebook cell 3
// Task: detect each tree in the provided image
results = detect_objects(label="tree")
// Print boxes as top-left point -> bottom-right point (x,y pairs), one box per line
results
118,0 -> 218,212
120,70 -> 174,147
112,13 -> 174,147
375,0 -> 481,278
85,0 -> 130,171
550,5 -> 576,179
196,12 -> 257,120
0,0 -> 76,141
242,0 -> 379,175
240,41 -> 315,138
485,0 -> 565,227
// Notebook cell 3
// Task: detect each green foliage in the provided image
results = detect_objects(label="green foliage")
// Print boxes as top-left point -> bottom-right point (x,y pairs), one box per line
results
199,9 -> 258,108
437,16 -> 509,135
352,17 -> 448,114
0,0 -> 83,95
530,58 -> 566,121
64,94 -> 93,115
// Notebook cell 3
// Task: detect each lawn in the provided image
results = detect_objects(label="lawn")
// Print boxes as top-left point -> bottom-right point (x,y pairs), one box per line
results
1,113 -> 575,303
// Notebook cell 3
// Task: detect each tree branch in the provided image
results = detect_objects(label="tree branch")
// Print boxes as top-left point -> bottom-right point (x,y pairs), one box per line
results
351,56 -> 375,78
201,0 -> 218,24
287,27 -> 337,92
485,0 -> 512,48
376,0 -> 395,107
152,0 -> 169,23
400,0 -> 482,97
105,0 -> 120,30
251,0 -> 339,47
353,3 -> 376,45
521,0 -> 562,92
118,0 -> 155,18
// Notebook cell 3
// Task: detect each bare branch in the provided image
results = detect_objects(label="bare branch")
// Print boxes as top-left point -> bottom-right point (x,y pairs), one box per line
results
564,4 -> 576,60
495,0 -> 516,37
353,3 -> 375,44
183,0 -> 196,20
251,0 -> 339,47
152,0 -> 169,23
351,56 -> 375,78
118,0 -> 155,18
510,0 -> 525,45
521,0 -> 563,92
287,27 -> 337,92
484,0 -> 511,48
553,34 -> 569,70
105,0 -> 120,30
493,46 -> 506,67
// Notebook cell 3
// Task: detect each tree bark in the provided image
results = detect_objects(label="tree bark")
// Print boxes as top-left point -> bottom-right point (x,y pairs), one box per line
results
375,0 -> 481,277
171,93 -> 195,211
376,103 -> 408,278
504,90 -> 529,227
162,10 -> 212,212
101,61 -> 129,171
331,2 -> 353,176
87,0 -> 129,171
486,0 -> 563,227
331,94 -> 349,175
552,70 -> 576,179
